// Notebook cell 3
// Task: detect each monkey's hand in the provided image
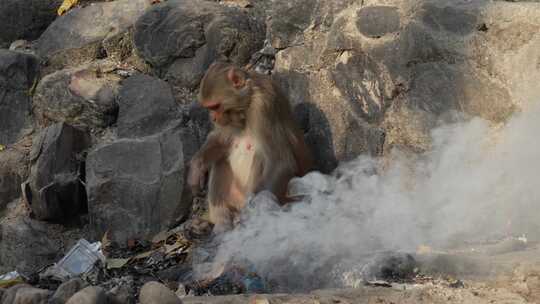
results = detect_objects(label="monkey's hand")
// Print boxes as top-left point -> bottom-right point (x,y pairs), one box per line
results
188,158 -> 208,195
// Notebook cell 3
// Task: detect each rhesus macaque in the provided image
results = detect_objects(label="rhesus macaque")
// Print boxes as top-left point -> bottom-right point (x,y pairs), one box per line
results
188,61 -> 313,230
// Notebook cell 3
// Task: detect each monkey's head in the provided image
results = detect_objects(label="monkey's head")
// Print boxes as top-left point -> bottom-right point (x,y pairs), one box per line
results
198,62 -> 252,129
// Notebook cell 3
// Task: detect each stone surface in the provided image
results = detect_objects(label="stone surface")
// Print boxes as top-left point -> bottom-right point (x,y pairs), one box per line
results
65,287 -> 108,304
33,61 -> 121,131
12,287 -> 51,304
107,284 -> 134,304
139,281 -> 182,304
86,121 -> 198,244
356,6 -> 401,38
1,284 -> 32,304
0,0 -> 61,48
25,123 -> 90,222
0,50 -> 40,145
0,139 -> 32,210
117,74 -> 180,138
49,278 -> 87,304
134,0 -> 264,92
269,0 -> 540,171
0,217 -> 61,274
36,0 -> 151,71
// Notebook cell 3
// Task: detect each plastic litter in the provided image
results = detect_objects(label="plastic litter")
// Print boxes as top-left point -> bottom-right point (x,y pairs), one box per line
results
44,239 -> 105,280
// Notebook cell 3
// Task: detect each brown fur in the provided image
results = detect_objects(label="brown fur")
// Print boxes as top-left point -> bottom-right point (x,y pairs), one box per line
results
189,62 -> 313,230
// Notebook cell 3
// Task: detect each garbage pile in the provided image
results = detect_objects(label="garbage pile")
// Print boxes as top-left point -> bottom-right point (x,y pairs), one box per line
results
0,216 -> 272,301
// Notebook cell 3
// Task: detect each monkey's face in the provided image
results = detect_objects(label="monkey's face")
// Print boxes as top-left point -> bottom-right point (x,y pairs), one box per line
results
198,62 -> 252,130
204,101 -> 246,129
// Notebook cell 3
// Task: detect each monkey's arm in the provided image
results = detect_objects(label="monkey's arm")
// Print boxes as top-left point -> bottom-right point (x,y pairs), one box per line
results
188,131 -> 232,194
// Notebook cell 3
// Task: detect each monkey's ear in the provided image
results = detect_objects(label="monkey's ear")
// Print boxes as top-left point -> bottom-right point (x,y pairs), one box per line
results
227,68 -> 246,89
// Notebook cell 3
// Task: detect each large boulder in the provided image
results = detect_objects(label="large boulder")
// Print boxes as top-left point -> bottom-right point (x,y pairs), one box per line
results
0,50 -> 40,145
0,217 -> 61,274
85,121 -> 198,244
33,61 -> 121,131
25,123 -> 90,222
117,74 -> 180,138
269,0 -> 540,171
35,0 -> 151,72
133,0 -> 265,94
0,0 -> 61,48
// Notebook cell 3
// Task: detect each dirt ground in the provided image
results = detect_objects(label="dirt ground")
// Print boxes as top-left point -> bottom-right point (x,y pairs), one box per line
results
183,241 -> 540,304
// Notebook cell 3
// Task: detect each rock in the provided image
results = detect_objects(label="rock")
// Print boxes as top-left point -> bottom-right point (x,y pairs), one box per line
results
9,40 -> 33,53
25,123 -> 90,222
0,140 -> 31,210
133,0 -> 264,92
117,74 -> 179,138
65,287 -> 107,304
107,284 -> 134,304
0,50 -> 40,145
49,278 -> 87,304
0,0 -> 60,48
36,0 -> 151,72
269,0 -> 540,170
86,121 -> 198,244
139,281 -> 182,304
12,287 -> 51,304
33,61 -> 121,131
357,6 -> 401,38
421,3 -> 478,36
268,0 -> 317,49
1,284 -> 32,304
0,217 -> 60,274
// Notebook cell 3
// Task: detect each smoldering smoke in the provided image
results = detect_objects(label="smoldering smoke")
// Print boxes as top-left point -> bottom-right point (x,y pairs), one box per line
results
205,102 -> 540,291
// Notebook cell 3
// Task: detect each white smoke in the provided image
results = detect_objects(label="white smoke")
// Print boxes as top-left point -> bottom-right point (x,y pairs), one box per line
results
207,102 -> 540,291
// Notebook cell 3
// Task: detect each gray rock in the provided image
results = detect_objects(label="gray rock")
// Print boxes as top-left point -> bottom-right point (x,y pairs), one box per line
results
25,123 -> 90,222
117,74 -> 179,138
356,6 -> 400,38
2,284 -> 32,304
0,142 -> 31,210
65,287 -> 107,304
12,287 -> 51,304
269,0 -> 357,49
49,278 -> 87,304
270,0 -> 540,168
421,3 -> 478,36
86,121 -> 198,245
0,0 -> 61,48
134,0 -> 264,91
33,62 -> 121,131
0,50 -> 40,145
0,217 -> 60,274
268,0 -> 316,49
36,0 -> 151,71
139,281 -> 182,304
107,284 -> 134,304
